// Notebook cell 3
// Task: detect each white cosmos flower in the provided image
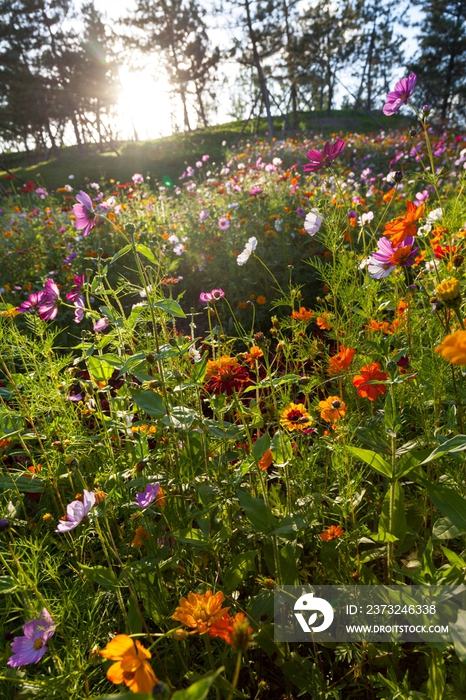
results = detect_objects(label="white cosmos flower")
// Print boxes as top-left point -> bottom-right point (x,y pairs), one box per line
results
303,209 -> 323,236
237,236 -> 258,266
427,207 -> 443,223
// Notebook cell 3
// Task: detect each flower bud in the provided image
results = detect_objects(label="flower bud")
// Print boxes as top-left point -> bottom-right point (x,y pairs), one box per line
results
436,278 -> 461,306
0,518 -> 10,531
394,171 -> 403,183
172,628 -> 188,641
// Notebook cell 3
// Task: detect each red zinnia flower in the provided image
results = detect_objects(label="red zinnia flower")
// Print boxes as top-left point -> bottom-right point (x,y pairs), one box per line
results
206,363 -> 250,395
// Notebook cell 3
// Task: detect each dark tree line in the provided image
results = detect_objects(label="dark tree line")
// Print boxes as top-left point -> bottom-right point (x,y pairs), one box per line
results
0,0 -> 465,152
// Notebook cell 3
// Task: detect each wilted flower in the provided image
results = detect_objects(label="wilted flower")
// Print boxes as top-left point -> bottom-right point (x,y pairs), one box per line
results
99,634 -> 158,693
237,237 -> 257,266
55,489 -> 95,532
304,139 -> 345,172
209,612 -> 253,649
383,73 -> 417,115
7,608 -> 55,667
73,191 -> 97,237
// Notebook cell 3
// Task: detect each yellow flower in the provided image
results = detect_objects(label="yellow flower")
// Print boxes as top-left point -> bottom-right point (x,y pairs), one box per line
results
436,278 -> 461,302
131,526 -> 150,547
99,634 -> 157,693
435,330 -> 466,365
172,591 -> 229,635
319,396 -> 347,423
280,403 -> 312,432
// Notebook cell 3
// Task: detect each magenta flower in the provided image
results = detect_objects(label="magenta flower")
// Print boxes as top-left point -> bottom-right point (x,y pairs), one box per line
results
304,139 -> 345,173
383,73 -> 417,116
38,278 -> 60,321
249,186 -> 262,196
367,236 -> 418,279
134,482 -> 160,508
72,191 -> 97,237
93,317 -> 109,332
199,288 -> 225,304
7,608 -> 55,667
66,274 -> 85,303
17,290 -> 45,314
55,490 -> 95,533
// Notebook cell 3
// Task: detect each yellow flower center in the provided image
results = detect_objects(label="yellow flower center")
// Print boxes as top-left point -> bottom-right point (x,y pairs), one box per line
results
33,638 -> 44,650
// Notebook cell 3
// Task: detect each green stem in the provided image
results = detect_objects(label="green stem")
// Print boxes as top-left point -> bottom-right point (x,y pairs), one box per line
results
227,650 -> 243,700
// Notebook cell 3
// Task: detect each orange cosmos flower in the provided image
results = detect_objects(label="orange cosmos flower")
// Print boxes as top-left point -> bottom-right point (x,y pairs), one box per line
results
383,201 -> 425,248
131,526 -> 150,547
320,525 -> 344,541
172,591 -> 229,635
245,345 -> 263,369
327,345 -> 356,376
318,396 -> 347,423
291,306 -> 314,321
352,362 -> 388,401
209,612 -> 253,649
280,403 -> 313,431
316,312 -> 332,330
258,448 -> 273,470
99,634 -> 158,693
435,330 -> 466,365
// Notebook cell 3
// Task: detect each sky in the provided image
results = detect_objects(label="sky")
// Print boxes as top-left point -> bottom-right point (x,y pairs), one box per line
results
79,0 -> 424,141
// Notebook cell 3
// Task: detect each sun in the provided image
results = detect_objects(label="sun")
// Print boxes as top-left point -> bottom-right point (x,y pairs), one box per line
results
116,66 -> 177,140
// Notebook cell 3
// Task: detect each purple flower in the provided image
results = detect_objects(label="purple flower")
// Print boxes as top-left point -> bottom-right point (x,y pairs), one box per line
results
199,288 -> 225,304
93,317 -> 109,332
132,173 -> 144,185
55,490 -> 95,533
7,608 -> 55,667
134,482 -> 160,508
17,290 -> 45,314
218,216 -> 230,231
72,191 -> 97,237
367,236 -> 418,279
73,296 -> 85,324
35,187 -> 48,199
296,207 -> 306,217
38,278 -> 60,321
383,73 -> 417,116
249,186 -> 262,196
199,209 -> 210,223
304,139 -> 345,173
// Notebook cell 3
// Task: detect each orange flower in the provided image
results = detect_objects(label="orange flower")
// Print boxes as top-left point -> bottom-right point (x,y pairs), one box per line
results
131,526 -> 150,547
172,591 -> 229,635
245,345 -> 263,368
435,330 -> 466,365
396,300 -> 408,316
316,312 -> 332,330
353,362 -> 388,401
383,201 -> 425,248
258,449 -> 273,470
209,612 -> 253,649
382,188 -> 395,203
205,355 -> 237,381
99,634 -> 158,693
320,525 -> 344,541
256,295 -> 267,305
327,345 -> 356,375
291,306 -> 314,322
280,403 -> 313,431
365,319 -> 394,335
319,396 -> 347,423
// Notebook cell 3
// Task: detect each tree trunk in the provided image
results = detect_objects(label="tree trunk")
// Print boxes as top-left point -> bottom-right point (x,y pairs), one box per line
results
244,0 -> 274,137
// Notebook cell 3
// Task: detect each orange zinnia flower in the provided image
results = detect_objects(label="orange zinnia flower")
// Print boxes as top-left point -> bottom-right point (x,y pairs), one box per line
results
172,591 -> 229,635
99,634 -> 158,693
258,448 -> 273,470
291,306 -> 314,322
352,362 -> 388,401
245,345 -> 263,368
318,396 -> 347,423
209,612 -> 253,649
205,355 -> 238,381
280,403 -> 313,431
320,525 -> 344,541
383,201 -> 425,248
327,345 -> 356,376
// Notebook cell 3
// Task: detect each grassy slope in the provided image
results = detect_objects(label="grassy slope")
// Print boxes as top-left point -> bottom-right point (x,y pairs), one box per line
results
0,109 -> 410,190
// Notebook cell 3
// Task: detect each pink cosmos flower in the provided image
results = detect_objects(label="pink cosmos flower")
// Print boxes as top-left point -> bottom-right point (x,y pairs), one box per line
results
367,236 -> 418,279
199,289 -> 225,304
304,139 -> 345,172
93,317 -> 109,332
134,482 -> 160,508
38,279 -> 60,321
72,191 -> 97,237
218,216 -> 230,231
55,490 -> 95,533
7,608 -> 55,667
132,173 -> 144,184
199,209 -> 210,223
65,274 -> 85,302
18,290 -> 45,314
383,73 -> 417,116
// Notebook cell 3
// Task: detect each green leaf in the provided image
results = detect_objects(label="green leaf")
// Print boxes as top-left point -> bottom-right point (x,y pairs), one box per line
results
270,515 -> 306,538
421,436 -> 466,464
223,551 -> 257,592
171,668 -> 224,700
252,433 -> 270,461
0,475 -> 44,493
132,389 -> 166,418
418,478 -> 466,531
136,243 -> 158,265
87,356 -> 115,384
94,694 -> 152,700
270,432 -> 292,465
451,610 -> 466,663
236,488 -> 277,534
78,564 -> 120,590
384,391 -> 401,436
355,427 -> 391,454
378,482 -> 407,545
432,517 -> 466,540
110,244 -> 132,264
152,298 -> 186,318
347,446 -> 392,478
174,528 -> 210,549
395,449 -> 432,479
162,407 -> 199,430
0,575 -> 17,593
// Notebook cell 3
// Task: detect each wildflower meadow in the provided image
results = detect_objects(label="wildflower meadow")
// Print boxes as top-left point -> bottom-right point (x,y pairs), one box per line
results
2,75 -> 466,699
